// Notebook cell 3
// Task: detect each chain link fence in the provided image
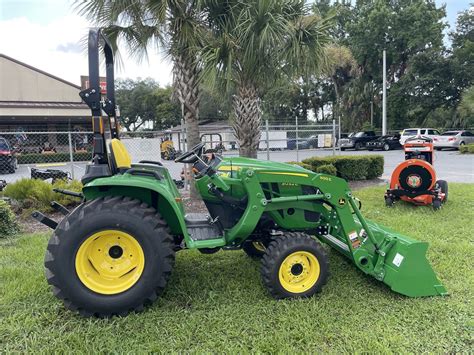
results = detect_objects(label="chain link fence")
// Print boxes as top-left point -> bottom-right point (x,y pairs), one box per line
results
0,118 -> 341,182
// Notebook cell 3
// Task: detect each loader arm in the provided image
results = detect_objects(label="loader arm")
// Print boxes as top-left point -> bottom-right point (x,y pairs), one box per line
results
196,163 -> 447,298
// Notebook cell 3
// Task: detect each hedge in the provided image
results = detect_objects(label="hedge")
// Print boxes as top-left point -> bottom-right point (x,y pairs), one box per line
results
316,164 -> 337,176
460,143 -> 474,154
0,200 -> 20,237
17,152 -> 91,164
301,155 -> 384,181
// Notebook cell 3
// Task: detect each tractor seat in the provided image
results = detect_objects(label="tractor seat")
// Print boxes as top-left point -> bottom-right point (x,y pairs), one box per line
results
109,138 -> 132,173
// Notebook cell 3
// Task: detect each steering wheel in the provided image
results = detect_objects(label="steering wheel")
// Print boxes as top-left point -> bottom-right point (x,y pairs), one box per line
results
174,142 -> 206,164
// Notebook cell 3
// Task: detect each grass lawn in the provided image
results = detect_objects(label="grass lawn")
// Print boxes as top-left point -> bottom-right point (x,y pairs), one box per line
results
1,184 -> 473,352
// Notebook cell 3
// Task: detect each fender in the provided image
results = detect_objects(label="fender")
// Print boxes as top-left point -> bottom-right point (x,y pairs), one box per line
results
82,174 -> 191,243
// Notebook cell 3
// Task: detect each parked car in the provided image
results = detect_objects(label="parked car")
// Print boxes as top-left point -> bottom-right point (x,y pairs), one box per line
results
399,128 -> 440,145
0,137 -> 18,173
433,130 -> 474,150
339,131 -> 379,150
287,136 -> 317,150
367,134 -> 402,151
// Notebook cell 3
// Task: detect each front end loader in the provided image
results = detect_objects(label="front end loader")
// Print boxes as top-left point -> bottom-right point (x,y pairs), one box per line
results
33,29 -> 447,317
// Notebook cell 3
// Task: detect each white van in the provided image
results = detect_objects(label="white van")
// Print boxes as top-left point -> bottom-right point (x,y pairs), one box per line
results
399,128 -> 440,145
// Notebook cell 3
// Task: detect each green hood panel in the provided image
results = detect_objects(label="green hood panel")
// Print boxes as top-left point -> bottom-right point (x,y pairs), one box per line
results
220,157 -> 311,173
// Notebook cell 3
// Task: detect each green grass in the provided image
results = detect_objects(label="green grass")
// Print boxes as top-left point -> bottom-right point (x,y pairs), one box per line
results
1,184 -> 473,352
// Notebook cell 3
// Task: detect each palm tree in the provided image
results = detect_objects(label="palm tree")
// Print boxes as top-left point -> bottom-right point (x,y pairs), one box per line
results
320,44 -> 357,130
75,0 -> 204,150
201,0 -> 332,157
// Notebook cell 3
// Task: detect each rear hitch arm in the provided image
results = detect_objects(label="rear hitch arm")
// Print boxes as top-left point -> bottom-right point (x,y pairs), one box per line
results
50,201 -> 70,216
31,211 -> 58,229
53,188 -> 84,199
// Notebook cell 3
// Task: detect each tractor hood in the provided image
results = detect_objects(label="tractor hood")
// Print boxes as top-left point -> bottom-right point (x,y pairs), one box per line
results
221,157 -> 310,174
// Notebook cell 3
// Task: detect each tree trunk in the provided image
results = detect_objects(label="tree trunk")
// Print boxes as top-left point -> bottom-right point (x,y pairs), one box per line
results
233,84 -> 261,158
173,52 -> 200,197
173,53 -> 201,148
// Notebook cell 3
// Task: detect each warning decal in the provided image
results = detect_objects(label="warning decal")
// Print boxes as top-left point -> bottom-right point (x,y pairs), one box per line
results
348,231 -> 361,249
392,253 -> 404,267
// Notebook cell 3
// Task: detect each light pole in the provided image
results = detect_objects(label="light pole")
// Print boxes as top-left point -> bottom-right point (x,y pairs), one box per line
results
370,100 -> 374,128
382,50 -> 387,136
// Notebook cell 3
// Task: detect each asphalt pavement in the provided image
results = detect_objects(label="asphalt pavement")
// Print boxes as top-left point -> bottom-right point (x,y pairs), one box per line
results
1,148 -> 473,184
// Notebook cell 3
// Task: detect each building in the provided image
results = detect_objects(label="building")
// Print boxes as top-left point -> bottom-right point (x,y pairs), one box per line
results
0,54 -> 91,132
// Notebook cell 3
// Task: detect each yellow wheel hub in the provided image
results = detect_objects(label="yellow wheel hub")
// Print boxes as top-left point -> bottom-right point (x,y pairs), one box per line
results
75,230 -> 145,295
278,251 -> 320,293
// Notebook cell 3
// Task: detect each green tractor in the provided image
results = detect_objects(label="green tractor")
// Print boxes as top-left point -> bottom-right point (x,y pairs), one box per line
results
34,29 -> 447,317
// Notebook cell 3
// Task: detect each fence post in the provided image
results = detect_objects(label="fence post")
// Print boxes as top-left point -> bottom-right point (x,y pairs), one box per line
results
332,119 -> 336,156
181,118 -> 190,191
68,132 -> 75,180
265,119 -> 270,161
295,116 -> 299,162
338,115 -> 341,153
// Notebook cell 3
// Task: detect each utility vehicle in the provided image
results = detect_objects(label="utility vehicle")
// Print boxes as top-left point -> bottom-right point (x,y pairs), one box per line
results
385,136 -> 448,209
34,29 -> 447,317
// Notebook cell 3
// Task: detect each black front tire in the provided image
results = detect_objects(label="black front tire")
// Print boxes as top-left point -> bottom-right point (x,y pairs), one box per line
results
436,180 -> 448,203
261,233 -> 329,299
383,143 -> 390,151
433,199 -> 442,210
44,196 -> 175,317
385,196 -> 394,207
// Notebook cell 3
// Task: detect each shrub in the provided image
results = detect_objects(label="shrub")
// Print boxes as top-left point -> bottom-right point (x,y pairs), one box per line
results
366,155 -> 384,179
459,143 -> 474,154
315,164 -> 337,176
4,178 -> 54,209
16,152 -> 91,164
302,155 -> 384,181
52,179 -> 83,207
0,200 -> 20,237
4,178 -> 83,212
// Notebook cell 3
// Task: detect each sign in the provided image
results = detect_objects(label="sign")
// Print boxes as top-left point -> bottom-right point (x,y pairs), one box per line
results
80,75 -> 107,94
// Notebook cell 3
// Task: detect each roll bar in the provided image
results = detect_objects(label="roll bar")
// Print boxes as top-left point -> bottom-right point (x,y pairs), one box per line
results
79,28 -> 120,164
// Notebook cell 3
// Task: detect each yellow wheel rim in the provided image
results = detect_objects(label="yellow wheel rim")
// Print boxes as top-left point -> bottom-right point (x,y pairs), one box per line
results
253,242 -> 266,252
75,230 -> 145,295
278,251 -> 320,293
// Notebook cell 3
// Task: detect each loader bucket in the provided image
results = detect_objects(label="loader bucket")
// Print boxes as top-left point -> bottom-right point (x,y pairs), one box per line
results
363,219 -> 447,297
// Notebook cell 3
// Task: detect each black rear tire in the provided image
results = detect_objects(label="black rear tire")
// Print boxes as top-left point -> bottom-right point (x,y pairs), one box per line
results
383,143 -> 390,151
436,180 -> 448,203
433,199 -> 442,210
44,196 -> 175,317
261,233 -> 329,299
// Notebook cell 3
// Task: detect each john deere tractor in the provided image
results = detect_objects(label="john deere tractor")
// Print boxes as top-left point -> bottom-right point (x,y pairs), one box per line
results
33,29 -> 447,317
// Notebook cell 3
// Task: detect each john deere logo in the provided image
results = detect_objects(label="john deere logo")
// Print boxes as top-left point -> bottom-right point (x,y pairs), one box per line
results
407,174 -> 422,188
338,198 -> 346,206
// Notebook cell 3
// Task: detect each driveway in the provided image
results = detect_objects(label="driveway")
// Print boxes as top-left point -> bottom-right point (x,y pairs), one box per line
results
1,149 -> 473,184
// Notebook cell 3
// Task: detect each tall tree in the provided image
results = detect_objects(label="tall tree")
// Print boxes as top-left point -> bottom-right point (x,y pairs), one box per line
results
75,0 -> 204,149
202,0 -> 332,157
321,44 -> 357,129
115,78 -> 180,131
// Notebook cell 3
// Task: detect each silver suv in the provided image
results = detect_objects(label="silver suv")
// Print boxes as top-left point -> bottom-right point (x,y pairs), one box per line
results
399,128 -> 440,145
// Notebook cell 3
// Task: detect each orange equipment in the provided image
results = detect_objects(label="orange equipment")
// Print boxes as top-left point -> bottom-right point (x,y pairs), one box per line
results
385,136 -> 447,210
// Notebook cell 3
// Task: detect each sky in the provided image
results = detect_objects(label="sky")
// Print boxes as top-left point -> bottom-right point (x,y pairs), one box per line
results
0,0 -> 471,87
